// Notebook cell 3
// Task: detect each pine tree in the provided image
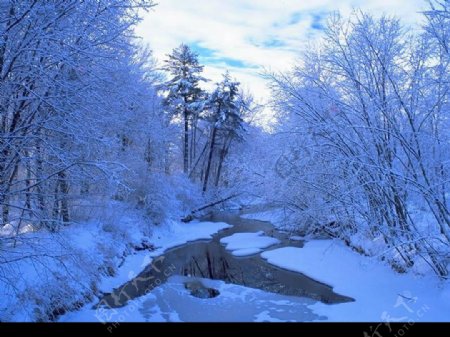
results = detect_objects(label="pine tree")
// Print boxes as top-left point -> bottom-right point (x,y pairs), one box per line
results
202,72 -> 244,191
162,44 -> 206,174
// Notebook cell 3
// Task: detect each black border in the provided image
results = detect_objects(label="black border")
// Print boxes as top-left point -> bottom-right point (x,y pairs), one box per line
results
0,322 -> 446,337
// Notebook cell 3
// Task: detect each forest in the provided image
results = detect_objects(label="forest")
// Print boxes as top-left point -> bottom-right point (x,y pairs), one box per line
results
1,0 -> 449,323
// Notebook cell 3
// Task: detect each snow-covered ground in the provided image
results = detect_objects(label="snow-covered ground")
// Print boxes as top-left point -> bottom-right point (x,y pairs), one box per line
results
0,201 -> 230,322
241,208 -> 290,229
64,207 -> 450,322
262,240 -> 450,322
99,220 -> 231,293
5,203 -> 450,323
219,231 -> 280,256
60,275 -> 324,323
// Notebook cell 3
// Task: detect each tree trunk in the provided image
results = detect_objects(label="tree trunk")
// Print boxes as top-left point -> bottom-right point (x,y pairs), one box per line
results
190,115 -> 197,176
25,154 -> 32,212
189,140 -> 208,179
1,158 -> 20,225
202,127 -> 217,192
58,171 -> 70,224
183,108 -> 189,174
214,137 -> 231,187
51,181 -> 60,232
164,140 -> 171,175
182,193 -> 242,222
35,137 -> 47,228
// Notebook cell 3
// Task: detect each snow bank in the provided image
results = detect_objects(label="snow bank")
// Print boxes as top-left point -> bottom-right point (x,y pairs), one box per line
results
152,220 -> 231,252
60,275 -> 323,322
261,240 -> 450,321
0,200 -> 231,322
220,231 -> 280,256
100,220 -> 231,293
240,208 -> 289,228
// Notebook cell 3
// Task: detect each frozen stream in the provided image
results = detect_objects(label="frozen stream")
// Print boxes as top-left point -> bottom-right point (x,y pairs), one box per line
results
62,213 -> 354,322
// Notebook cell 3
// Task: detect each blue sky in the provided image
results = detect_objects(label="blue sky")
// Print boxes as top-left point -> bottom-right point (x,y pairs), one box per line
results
136,0 -> 425,125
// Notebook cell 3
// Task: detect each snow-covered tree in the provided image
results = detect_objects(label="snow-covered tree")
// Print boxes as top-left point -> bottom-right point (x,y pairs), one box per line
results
161,44 -> 207,174
201,72 -> 246,192
0,0 -> 157,231
269,9 -> 450,277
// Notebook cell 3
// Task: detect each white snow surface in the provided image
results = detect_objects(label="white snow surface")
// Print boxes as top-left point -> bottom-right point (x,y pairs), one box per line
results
100,220 -> 231,293
0,200 -> 231,322
60,276 -> 324,322
6,201 -> 450,323
261,240 -> 450,322
241,208 -> 289,228
220,231 -> 280,256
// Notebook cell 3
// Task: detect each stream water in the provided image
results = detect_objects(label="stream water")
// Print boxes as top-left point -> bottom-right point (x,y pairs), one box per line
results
98,212 -> 354,314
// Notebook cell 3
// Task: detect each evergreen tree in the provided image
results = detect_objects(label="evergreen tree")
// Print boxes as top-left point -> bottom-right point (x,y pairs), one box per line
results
162,44 -> 206,174
202,72 -> 244,191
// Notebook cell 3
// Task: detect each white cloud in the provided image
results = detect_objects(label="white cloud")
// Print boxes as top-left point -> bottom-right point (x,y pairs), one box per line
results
135,0 -> 426,126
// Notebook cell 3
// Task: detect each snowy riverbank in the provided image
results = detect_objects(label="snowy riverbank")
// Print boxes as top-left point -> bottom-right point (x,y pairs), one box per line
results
0,201 -> 230,322
4,204 -> 449,322
262,240 -> 450,321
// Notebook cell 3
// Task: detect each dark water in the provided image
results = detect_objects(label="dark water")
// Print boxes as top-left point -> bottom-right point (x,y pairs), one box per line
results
98,212 -> 354,308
